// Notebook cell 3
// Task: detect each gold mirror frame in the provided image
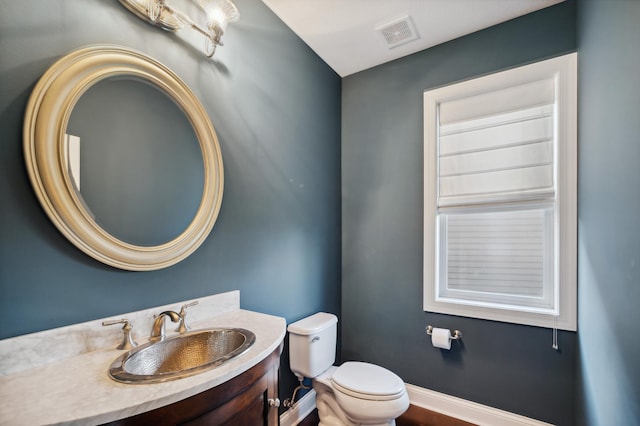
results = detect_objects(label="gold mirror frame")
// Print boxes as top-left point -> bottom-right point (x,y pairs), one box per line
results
23,45 -> 224,271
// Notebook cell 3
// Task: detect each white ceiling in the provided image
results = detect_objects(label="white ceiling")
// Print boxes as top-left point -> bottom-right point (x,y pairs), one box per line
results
260,0 -> 564,77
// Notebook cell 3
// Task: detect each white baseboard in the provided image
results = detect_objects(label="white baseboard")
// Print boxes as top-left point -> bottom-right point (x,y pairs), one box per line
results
279,384 -> 552,426
280,389 -> 317,426
405,384 -> 553,426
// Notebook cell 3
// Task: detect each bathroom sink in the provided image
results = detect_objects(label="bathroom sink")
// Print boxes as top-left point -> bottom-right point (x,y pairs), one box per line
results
108,328 -> 256,384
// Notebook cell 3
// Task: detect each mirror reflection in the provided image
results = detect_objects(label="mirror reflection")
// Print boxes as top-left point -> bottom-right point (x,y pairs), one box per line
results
66,78 -> 204,247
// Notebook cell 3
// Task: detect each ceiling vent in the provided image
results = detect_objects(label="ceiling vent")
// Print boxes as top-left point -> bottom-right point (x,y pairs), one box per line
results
376,15 -> 419,49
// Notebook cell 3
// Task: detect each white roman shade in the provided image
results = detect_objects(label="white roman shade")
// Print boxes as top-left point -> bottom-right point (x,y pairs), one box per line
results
438,79 -> 555,208
423,53 -> 577,331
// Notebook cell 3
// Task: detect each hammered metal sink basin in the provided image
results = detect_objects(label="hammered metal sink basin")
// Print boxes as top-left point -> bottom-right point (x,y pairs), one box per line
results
108,328 -> 256,384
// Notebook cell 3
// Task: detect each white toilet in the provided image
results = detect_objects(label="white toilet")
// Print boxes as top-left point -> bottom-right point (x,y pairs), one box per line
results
288,313 -> 409,426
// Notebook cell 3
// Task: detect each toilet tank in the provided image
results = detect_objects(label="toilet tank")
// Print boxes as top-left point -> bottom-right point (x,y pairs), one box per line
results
287,312 -> 338,379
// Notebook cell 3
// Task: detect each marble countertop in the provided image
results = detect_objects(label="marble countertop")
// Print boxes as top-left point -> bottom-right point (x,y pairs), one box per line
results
0,291 -> 286,425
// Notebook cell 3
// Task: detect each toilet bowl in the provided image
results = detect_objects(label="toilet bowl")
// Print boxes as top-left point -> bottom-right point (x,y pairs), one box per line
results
288,313 -> 409,426
314,363 -> 410,425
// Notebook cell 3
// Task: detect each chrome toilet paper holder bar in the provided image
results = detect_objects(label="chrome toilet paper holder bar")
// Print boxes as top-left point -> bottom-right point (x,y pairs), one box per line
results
426,325 -> 462,340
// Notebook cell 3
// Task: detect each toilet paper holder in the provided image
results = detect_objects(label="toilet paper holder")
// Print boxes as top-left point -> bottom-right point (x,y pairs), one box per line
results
426,325 -> 462,341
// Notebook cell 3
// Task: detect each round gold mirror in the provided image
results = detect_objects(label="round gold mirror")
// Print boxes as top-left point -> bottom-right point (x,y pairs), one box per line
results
23,45 -> 224,271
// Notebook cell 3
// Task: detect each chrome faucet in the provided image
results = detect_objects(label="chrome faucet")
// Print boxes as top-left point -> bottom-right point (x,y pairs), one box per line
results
150,310 -> 181,342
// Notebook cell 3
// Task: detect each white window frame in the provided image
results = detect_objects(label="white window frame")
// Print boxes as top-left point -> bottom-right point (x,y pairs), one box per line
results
423,53 -> 577,330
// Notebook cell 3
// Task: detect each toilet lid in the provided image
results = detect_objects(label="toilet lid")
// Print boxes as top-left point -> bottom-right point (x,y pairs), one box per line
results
331,362 -> 405,401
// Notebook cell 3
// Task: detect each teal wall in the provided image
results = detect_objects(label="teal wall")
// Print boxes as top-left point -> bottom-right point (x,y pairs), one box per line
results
577,0 -> 640,424
0,0 -> 341,401
341,2 -> 577,425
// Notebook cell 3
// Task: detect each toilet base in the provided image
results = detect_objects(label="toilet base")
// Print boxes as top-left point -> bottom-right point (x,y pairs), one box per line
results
317,391 -> 351,426
314,381 -> 401,426
316,391 -> 397,426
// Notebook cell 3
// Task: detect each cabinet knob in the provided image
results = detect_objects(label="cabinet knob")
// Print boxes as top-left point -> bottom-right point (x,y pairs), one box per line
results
268,398 -> 280,408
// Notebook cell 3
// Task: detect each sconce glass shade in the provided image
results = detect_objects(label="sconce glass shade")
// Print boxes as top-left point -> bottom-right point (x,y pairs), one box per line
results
118,0 -> 239,57
119,0 -> 181,31
198,0 -> 240,33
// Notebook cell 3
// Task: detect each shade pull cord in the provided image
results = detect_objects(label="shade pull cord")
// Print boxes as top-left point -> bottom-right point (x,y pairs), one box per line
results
552,317 -> 559,351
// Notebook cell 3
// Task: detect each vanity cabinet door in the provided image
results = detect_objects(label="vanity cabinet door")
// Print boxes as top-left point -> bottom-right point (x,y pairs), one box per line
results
105,345 -> 282,426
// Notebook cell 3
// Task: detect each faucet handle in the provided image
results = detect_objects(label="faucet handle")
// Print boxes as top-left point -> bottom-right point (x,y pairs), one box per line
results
175,300 -> 199,333
102,319 -> 138,350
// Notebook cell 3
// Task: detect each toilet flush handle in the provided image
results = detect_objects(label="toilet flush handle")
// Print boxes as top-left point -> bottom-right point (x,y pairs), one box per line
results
312,336 -> 320,343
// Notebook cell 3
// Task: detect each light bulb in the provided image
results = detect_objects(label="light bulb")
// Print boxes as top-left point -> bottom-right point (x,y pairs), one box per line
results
197,0 -> 239,33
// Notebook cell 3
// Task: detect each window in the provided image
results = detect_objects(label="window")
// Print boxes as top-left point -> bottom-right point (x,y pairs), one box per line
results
423,53 -> 577,330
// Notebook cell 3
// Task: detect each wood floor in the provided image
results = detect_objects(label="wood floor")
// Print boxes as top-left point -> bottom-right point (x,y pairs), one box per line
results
297,404 -> 476,426
396,405 -> 476,426
297,409 -> 320,426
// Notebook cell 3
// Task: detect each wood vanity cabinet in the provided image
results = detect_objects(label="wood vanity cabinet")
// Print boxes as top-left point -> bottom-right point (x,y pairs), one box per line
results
105,345 -> 282,426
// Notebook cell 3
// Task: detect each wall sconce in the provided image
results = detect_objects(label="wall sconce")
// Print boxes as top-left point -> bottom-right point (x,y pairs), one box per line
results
119,0 -> 240,57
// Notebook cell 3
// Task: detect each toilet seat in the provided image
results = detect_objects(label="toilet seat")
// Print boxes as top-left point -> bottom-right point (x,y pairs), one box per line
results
331,362 -> 406,401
